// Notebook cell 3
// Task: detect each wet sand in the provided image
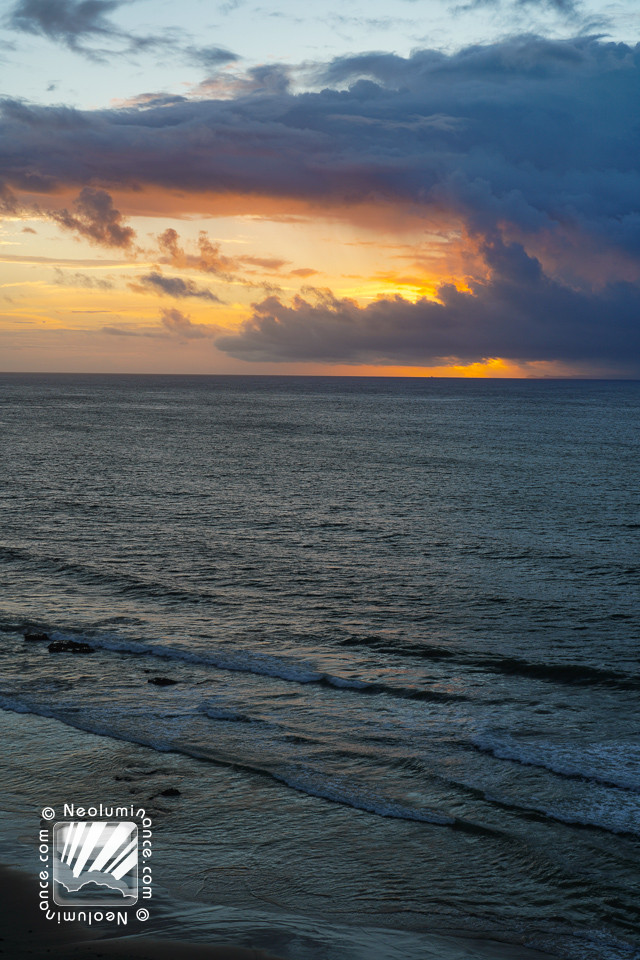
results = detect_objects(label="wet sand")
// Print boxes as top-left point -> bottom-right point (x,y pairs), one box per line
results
0,861 -> 559,960
0,866 -> 281,960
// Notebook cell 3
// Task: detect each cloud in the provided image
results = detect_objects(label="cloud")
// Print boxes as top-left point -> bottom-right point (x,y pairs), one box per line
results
454,0 -> 581,15
6,0 -> 214,61
160,306 -> 212,339
190,62 -> 291,99
54,267 -> 114,288
327,13 -> 418,34
185,45 -> 240,68
1,37 -> 638,264
218,0 -> 244,13
154,229 -> 287,285
290,267 -> 318,278
216,239 -> 640,369
102,324 -> 143,337
0,253 -> 126,266
132,271 -> 224,301
112,92 -> 189,109
8,0 -> 122,46
52,188 -> 135,249
517,0 -> 578,9
0,181 -> 17,214
6,0 -> 140,58
103,307 -> 216,340
239,255 -> 288,271
157,228 -> 235,278
2,35 -> 640,368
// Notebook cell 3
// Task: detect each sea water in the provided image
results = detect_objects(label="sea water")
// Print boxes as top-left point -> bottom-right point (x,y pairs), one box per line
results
0,374 -> 638,959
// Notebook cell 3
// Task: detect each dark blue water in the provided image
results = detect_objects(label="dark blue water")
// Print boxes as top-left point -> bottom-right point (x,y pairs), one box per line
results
1,374 -> 639,960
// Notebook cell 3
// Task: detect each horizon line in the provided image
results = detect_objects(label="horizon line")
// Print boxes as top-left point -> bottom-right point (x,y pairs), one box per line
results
1,371 -> 639,382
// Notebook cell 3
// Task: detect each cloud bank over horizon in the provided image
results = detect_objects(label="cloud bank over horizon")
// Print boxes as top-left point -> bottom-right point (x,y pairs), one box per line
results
218,239 -> 640,366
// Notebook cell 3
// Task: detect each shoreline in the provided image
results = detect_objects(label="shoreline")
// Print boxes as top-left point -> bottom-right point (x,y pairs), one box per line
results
0,865 -> 282,960
0,861 -> 558,960
0,707 -> 559,960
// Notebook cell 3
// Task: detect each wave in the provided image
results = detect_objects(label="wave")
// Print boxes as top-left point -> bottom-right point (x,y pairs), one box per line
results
0,695 -> 459,829
340,635 -> 458,661
341,634 -> 640,691
272,770 -> 456,827
2,691 -> 637,841
473,655 -> 640,691
34,631 -> 466,705
471,734 -> 640,794
479,786 -> 640,838
199,705 -> 254,723
0,618 -> 468,706
0,545 -> 228,607
443,769 -> 640,837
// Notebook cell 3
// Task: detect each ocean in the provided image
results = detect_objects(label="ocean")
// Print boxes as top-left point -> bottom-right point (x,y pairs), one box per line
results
0,373 -> 638,960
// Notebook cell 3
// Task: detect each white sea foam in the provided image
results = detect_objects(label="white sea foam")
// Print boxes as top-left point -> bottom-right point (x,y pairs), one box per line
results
480,785 -> 640,837
473,732 -> 640,793
88,634 -> 348,685
62,632 -> 444,702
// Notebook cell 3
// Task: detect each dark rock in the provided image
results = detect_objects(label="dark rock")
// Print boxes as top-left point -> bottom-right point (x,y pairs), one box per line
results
159,788 -> 181,798
147,676 -> 178,686
24,631 -> 50,643
48,639 -> 94,654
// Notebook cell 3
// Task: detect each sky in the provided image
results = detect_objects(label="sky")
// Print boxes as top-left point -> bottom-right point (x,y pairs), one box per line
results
1,0 -> 639,375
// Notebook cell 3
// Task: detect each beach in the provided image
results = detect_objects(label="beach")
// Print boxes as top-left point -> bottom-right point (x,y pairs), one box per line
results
0,865 -> 281,960
0,857 -> 558,960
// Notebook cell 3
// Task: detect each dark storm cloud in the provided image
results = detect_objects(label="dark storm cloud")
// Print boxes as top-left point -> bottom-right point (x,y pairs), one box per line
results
133,271 -> 224,301
51,187 -> 135,248
1,37 -> 638,256
216,239 -> 640,367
